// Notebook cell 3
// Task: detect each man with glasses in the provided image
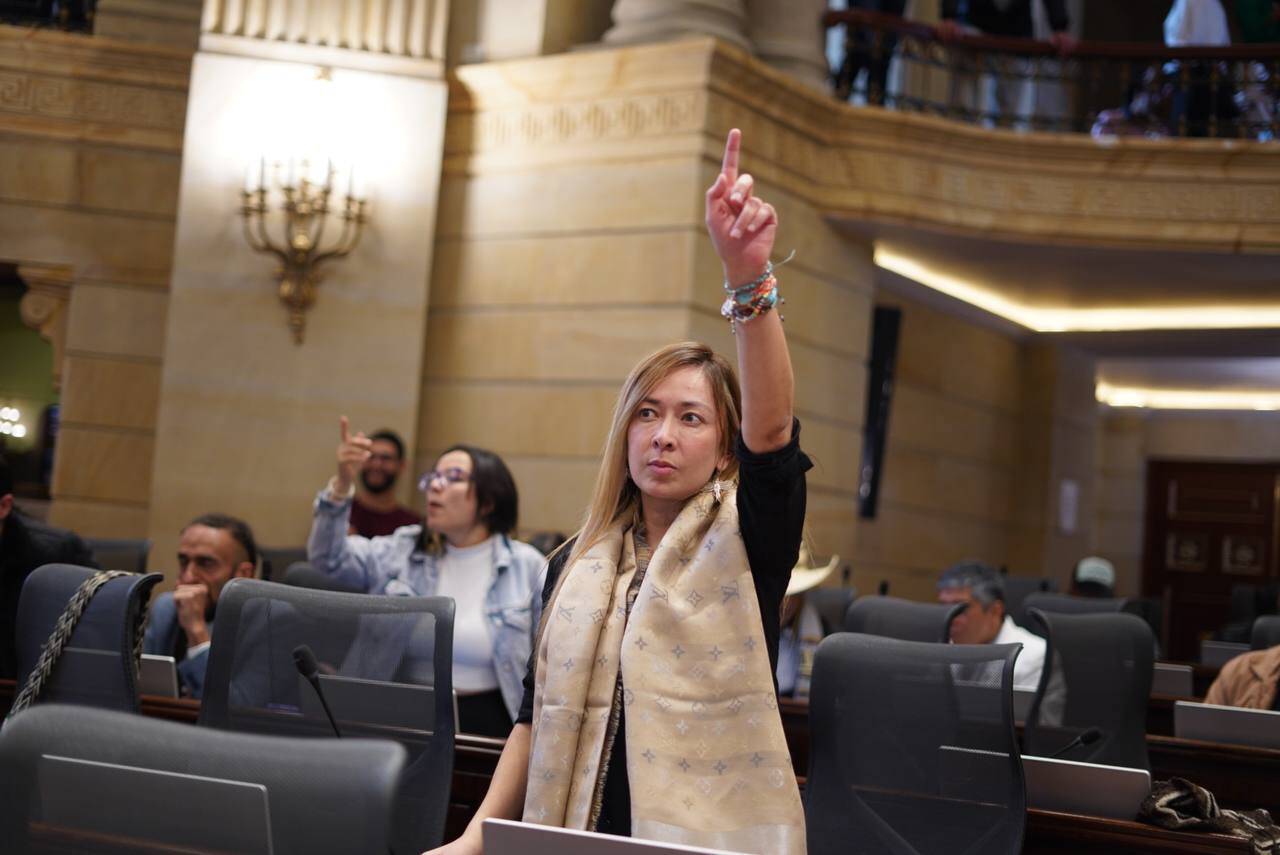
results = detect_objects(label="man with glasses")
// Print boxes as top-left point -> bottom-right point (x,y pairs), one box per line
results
347,428 -> 422,537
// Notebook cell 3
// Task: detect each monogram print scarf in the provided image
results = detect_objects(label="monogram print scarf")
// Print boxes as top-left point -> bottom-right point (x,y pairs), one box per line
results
523,487 -> 806,854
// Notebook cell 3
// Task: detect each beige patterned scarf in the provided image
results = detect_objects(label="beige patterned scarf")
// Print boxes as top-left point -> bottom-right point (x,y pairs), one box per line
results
523,487 -> 806,854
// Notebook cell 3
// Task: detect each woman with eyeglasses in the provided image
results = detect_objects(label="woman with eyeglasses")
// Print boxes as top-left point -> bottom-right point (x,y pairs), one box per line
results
307,433 -> 546,737
429,128 -> 807,854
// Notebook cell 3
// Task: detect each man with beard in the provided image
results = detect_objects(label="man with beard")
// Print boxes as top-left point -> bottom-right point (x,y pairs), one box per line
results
143,513 -> 257,699
347,428 -> 422,537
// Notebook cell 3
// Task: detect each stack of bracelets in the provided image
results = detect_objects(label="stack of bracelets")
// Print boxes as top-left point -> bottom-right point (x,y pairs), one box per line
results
720,258 -> 787,333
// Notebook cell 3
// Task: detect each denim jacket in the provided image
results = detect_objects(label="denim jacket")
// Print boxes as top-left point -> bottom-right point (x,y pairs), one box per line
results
308,488 -> 547,718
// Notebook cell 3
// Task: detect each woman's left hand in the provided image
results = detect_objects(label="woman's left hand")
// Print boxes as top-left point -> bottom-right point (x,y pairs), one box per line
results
705,128 -> 778,288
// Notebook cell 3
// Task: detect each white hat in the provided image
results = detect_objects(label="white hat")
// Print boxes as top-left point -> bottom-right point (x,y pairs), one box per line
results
1074,556 -> 1115,588
786,540 -> 840,597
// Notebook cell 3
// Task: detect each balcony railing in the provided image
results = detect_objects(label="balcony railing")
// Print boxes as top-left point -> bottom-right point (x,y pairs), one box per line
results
826,9 -> 1280,140
1,1 -> 94,33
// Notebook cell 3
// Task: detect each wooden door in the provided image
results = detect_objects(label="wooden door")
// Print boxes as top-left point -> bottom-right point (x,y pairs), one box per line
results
1143,461 -> 1280,662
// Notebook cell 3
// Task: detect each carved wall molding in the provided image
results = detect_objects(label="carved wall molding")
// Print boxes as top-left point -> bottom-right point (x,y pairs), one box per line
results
201,0 -> 448,62
0,28 -> 190,148
17,264 -> 74,392
446,38 -> 1280,252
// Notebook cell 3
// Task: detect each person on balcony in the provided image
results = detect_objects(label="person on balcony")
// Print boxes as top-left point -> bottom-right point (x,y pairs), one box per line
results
937,0 -> 1075,129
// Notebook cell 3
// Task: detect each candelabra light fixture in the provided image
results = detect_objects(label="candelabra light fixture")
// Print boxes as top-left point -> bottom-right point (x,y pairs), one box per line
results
240,157 -> 369,344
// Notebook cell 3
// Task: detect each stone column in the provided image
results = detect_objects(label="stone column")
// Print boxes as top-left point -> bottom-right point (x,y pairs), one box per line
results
146,0 -> 451,572
604,0 -> 751,51
744,0 -> 829,90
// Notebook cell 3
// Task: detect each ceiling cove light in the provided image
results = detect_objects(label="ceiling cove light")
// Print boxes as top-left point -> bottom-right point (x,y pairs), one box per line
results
873,247 -> 1280,333
1096,382 -> 1280,411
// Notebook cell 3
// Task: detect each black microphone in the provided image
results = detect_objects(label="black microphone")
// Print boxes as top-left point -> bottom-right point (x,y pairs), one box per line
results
878,580 -> 890,596
292,644 -> 342,738
1049,727 -> 1103,759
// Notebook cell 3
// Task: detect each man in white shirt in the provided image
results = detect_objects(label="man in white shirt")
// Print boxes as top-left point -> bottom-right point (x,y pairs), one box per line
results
937,561 -> 1046,692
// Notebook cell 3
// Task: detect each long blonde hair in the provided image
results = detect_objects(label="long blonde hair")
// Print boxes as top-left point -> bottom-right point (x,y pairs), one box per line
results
555,342 -> 742,570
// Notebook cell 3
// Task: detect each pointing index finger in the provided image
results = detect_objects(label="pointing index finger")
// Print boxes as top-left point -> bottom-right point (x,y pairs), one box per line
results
721,128 -> 741,183
339,415 -> 350,444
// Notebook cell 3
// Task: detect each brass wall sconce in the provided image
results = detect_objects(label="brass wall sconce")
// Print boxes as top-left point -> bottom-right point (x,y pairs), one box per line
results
240,158 -> 368,343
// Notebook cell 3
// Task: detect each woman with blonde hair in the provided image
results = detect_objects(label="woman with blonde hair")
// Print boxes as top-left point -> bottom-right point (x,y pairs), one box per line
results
431,128 -> 809,854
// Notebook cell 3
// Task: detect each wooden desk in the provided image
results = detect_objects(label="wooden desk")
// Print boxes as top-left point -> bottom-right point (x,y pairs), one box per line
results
0,681 -> 1255,854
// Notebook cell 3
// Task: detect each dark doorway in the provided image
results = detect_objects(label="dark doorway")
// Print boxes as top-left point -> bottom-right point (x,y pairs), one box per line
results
1143,460 -> 1280,662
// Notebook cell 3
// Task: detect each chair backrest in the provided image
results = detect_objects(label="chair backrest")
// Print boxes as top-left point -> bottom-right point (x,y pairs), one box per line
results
84,537 -> 152,574
809,586 -> 857,636
259,546 -> 308,582
1252,615 -> 1280,651
806,633 -> 1025,855
843,595 -> 964,643
284,561 -> 364,594
198,578 -> 455,854
1015,592 -> 1128,636
1001,576 -> 1054,625
1024,609 -> 1153,770
0,703 -> 404,854
14,564 -> 162,713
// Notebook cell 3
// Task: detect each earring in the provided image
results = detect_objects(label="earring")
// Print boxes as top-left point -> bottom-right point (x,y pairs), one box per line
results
713,478 -> 723,503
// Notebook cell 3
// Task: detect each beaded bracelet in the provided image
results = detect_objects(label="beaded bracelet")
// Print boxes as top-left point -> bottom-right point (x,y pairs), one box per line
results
720,275 -> 781,333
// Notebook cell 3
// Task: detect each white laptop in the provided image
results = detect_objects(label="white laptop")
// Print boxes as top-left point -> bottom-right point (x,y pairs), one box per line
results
937,746 -> 1150,820
1021,755 -> 1151,820
139,653 -> 180,698
1151,663 -> 1194,697
39,754 -> 273,854
1175,700 -> 1280,749
1200,641 -> 1249,669
483,818 -> 746,854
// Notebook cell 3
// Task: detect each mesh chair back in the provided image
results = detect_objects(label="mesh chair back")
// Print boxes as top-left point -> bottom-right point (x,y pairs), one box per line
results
198,578 -> 454,854
1015,592 -> 1128,636
284,561 -> 364,593
14,564 -> 161,713
807,633 -> 1025,855
0,703 -> 404,854
1024,609 -> 1153,770
84,538 -> 151,574
1252,615 -> 1280,651
809,586 -> 857,636
843,595 -> 964,643
259,546 -> 308,581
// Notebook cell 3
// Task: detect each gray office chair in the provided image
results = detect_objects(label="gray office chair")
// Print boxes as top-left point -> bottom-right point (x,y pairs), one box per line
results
809,586 -> 857,636
1001,576 -> 1054,626
0,703 -> 404,854
84,537 -> 151,574
284,561 -> 364,594
806,633 -> 1025,855
1024,608 -> 1153,771
843,595 -> 965,643
1015,592 -> 1128,636
259,545 -> 308,582
14,564 -> 162,714
199,578 -> 455,854
1251,615 -> 1280,651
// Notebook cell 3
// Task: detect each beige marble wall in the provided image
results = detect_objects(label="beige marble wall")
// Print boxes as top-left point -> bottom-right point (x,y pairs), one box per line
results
429,38 -> 872,565
145,40 -> 448,578
853,294 -> 1023,601
1093,410 -> 1280,596
95,0 -> 202,50
1007,342 -> 1098,585
0,27 -> 190,543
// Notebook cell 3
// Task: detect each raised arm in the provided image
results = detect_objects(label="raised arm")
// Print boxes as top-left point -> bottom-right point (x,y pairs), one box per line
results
705,128 -> 795,454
